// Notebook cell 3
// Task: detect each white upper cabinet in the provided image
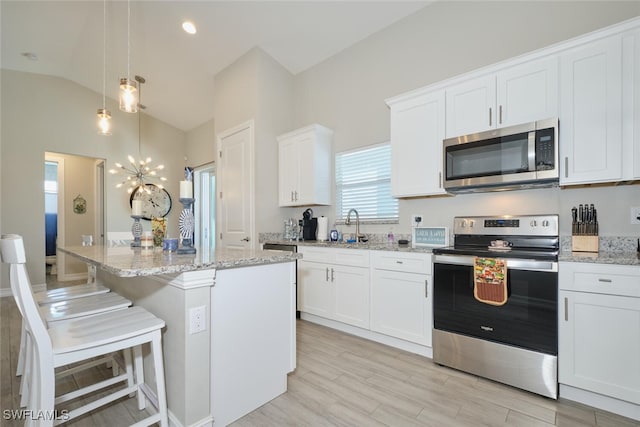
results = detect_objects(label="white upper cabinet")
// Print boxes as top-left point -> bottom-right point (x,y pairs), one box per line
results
496,56 -> 559,127
627,29 -> 640,179
388,90 -> 446,197
278,124 -> 332,207
559,35 -> 623,185
445,56 -> 558,138
445,75 -> 496,137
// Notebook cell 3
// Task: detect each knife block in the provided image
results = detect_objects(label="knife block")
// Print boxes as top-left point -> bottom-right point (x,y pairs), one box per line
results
572,235 -> 599,252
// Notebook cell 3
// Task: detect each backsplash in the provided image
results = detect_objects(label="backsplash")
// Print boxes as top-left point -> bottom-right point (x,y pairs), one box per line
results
262,232 -> 640,254
259,232 -> 412,244
560,236 -> 639,254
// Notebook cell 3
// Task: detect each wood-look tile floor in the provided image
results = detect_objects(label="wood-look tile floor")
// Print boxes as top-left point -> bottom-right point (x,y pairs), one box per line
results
1,278 -> 638,426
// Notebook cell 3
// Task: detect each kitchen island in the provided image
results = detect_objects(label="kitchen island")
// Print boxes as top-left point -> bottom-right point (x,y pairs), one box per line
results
59,244 -> 300,427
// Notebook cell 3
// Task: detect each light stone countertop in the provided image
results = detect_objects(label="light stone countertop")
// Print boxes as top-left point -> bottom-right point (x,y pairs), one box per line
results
559,250 -> 640,266
263,239 -> 434,254
59,245 -> 301,278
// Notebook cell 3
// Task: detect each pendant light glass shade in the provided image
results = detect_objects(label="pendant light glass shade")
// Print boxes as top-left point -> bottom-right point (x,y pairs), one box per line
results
119,78 -> 138,113
97,108 -> 112,135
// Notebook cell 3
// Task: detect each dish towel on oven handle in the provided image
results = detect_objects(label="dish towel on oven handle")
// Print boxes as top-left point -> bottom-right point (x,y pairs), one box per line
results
473,257 -> 508,306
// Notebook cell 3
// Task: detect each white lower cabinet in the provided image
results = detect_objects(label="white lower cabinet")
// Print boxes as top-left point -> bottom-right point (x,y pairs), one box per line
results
298,247 -> 370,329
298,247 -> 434,349
559,262 -> 640,405
332,264 -> 370,329
371,266 -> 432,346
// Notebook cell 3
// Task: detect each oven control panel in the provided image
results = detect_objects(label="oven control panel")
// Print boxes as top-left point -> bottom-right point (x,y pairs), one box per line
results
453,215 -> 558,236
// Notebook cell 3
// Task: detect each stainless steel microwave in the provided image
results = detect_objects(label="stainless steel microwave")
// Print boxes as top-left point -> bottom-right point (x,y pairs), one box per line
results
443,118 -> 559,193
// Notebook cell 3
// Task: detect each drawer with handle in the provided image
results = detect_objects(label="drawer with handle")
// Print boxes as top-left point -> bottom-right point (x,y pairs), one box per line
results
559,262 -> 640,298
372,251 -> 432,275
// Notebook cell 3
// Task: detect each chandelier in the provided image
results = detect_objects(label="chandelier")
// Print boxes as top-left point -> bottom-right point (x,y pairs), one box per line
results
109,75 -> 167,195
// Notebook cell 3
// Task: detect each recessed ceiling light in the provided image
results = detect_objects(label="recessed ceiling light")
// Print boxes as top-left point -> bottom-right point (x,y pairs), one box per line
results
182,21 -> 196,35
21,52 -> 38,61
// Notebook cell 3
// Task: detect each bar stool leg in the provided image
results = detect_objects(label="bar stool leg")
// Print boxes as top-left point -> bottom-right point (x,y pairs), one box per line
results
133,345 -> 146,410
152,331 -> 169,427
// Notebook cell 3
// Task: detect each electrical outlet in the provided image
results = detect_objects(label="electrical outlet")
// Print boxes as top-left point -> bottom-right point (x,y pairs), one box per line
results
631,207 -> 640,225
411,214 -> 423,227
189,306 -> 206,334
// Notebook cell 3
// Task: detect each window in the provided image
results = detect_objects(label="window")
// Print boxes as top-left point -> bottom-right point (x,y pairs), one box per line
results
335,142 -> 398,223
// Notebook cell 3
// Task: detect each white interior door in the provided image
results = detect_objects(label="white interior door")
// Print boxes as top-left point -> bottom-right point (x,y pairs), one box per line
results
217,121 -> 255,250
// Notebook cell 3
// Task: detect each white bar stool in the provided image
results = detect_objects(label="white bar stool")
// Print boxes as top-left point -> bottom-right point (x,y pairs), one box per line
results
1,235 -> 168,427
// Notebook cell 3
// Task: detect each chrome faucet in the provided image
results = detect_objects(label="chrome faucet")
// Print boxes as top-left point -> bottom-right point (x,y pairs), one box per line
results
345,208 -> 362,242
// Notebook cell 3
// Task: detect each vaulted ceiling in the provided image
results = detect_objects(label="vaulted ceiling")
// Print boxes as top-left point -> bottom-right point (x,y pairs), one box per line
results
1,1 -> 429,131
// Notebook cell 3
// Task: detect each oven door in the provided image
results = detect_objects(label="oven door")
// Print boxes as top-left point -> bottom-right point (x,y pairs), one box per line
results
433,254 -> 558,355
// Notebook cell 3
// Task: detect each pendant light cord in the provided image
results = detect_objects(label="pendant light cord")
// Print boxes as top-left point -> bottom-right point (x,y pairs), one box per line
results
127,0 -> 131,82
102,0 -> 106,109
138,82 -> 142,158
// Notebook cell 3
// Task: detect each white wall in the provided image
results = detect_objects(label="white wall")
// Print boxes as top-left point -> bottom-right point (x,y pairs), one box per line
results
186,118 -> 216,168
1,70 -> 187,287
286,1 -> 640,237
213,47 -> 294,242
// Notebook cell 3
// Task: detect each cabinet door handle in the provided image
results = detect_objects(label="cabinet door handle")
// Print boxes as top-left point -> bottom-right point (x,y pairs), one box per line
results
294,191 -> 298,201
489,107 -> 492,127
326,267 -> 329,282
598,278 -> 612,283
425,279 -> 428,298
564,157 -> 569,178
396,260 -> 404,264
439,172 -> 442,188
291,191 -> 294,202
499,105 -> 503,124
331,268 -> 335,282
564,297 -> 568,321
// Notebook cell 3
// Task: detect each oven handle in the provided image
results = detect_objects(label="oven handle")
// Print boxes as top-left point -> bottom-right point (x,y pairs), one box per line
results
434,254 -> 558,272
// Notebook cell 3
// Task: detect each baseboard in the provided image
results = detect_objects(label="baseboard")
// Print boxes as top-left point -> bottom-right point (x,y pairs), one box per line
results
0,283 -> 46,298
560,384 -> 640,421
57,273 -> 88,282
139,383 -> 214,427
300,312 -> 433,358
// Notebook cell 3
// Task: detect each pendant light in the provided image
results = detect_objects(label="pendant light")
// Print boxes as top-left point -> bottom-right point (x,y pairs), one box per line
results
110,75 -> 167,195
97,0 -> 111,135
119,0 -> 138,113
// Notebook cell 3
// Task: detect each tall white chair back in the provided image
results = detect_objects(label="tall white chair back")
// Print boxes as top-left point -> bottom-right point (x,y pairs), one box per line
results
1,235 -> 168,426
106,231 -> 133,247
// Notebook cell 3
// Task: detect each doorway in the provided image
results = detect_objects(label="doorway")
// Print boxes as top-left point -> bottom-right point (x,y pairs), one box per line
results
194,163 -> 216,255
217,121 -> 255,250
45,152 -> 105,282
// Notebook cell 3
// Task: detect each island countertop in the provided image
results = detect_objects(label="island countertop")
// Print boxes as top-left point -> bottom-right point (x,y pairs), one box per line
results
58,245 -> 301,277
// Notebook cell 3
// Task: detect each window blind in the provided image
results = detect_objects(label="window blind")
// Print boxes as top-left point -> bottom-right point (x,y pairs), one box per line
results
335,143 -> 398,222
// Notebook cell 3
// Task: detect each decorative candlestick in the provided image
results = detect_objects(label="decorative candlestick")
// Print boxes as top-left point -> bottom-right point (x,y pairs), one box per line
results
178,198 -> 196,254
131,215 -> 143,247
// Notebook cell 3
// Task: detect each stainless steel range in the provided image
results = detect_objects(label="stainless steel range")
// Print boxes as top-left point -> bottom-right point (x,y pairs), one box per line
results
432,214 -> 559,399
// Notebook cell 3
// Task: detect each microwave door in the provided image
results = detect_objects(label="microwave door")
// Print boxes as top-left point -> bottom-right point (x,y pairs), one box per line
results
444,131 -> 536,189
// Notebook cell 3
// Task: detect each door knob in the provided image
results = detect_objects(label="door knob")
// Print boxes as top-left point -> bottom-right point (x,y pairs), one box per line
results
241,237 -> 250,242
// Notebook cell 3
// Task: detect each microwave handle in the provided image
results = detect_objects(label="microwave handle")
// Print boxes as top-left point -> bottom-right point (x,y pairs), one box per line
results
528,131 -> 536,171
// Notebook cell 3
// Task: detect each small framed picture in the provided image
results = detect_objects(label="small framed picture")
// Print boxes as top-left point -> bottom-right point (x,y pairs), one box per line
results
412,226 -> 448,248
73,194 -> 87,214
